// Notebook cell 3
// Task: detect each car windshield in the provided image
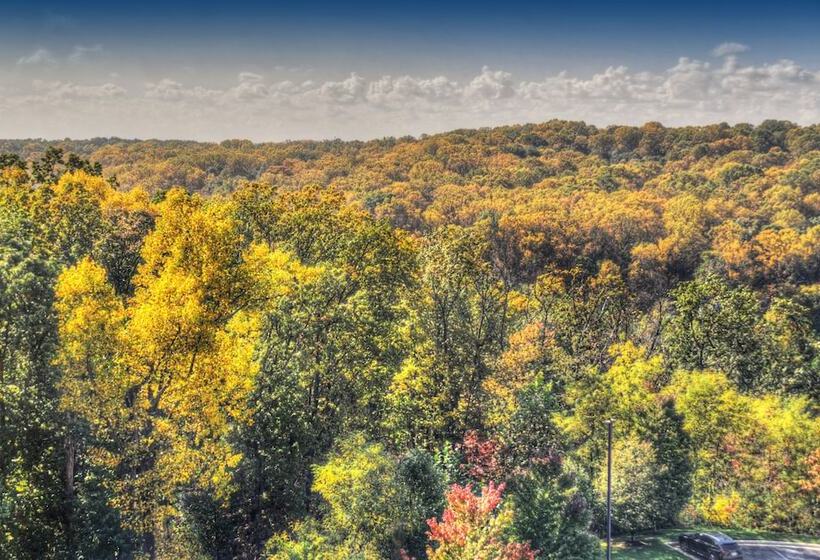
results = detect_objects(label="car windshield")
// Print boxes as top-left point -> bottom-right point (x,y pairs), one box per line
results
711,534 -> 736,545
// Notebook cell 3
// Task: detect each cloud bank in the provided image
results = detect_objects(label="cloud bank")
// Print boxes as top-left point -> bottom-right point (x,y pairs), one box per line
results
712,42 -> 750,57
2,46 -> 819,140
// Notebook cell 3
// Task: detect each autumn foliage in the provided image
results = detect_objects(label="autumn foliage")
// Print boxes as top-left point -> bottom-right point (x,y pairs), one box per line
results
0,121 -> 818,560
426,482 -> 536,560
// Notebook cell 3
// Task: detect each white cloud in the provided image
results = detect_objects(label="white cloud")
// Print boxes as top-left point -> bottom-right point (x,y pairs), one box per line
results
69,44 -> 103,63
316,73 -> 367,104
465,66 -> 516,100
2,46 -> 820,140
145,79 -> 219,100
238,72 -> 264,83
712,42 -> 750,57
662,58 -> 715,101
31,80 -> 126,99
17,44 -> 102,66
367,75 -> 460,107
17,48 -> 56,66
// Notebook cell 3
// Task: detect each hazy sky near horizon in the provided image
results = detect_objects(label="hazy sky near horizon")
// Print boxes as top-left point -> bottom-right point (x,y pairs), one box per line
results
1,0 -> 819,141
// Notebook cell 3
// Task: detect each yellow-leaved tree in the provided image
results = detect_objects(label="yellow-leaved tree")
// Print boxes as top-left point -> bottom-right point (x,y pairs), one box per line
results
55,188 -> 294,558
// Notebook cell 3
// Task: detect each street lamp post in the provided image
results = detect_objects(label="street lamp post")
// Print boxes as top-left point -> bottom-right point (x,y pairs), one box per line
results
605,419 -> 613,560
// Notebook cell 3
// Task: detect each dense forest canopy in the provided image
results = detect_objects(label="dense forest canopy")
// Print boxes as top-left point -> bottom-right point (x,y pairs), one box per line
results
0,119 -> 818,560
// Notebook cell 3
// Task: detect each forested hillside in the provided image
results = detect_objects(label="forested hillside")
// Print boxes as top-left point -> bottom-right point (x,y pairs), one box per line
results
1,119 -> 818,560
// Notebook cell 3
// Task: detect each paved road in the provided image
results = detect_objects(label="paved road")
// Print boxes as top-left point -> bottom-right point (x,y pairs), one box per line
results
738,541 -> 820,560
666,541 -> 820,560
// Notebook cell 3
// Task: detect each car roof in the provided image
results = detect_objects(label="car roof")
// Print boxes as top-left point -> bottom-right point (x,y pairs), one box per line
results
703,532 -> 735,544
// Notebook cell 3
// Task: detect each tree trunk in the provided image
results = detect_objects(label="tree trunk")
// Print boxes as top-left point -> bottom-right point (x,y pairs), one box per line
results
62,431 -> 77,553
142,530 -> 157,560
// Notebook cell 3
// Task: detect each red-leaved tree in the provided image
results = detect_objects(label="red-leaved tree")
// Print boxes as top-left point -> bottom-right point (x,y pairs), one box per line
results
424,482 -> 536,560
460,430 -> 506,483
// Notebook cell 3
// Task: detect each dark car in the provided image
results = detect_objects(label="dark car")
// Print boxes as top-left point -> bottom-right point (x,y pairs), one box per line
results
679,532 -> 743,559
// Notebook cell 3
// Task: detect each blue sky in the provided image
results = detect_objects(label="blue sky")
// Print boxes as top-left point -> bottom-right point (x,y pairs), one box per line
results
1,0 -> 819,140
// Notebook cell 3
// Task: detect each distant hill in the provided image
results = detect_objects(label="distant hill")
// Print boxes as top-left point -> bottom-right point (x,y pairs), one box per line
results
2,120 -> 818,198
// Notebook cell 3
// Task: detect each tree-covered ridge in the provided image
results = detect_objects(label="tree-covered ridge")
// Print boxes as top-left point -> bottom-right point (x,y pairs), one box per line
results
0,120 -> 818,560
2,120 -> 819,196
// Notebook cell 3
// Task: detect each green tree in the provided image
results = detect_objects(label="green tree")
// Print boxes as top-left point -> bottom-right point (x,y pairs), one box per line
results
510,461 -> 600,560
385,225 -> 511,445
665,271 -> 762,390
312,435 -> 408,555
757,297 -> 819,395
0,206 -> 64,559
229,183 -> 414,557
595,438 -> 661,543
266,436 -> 443,559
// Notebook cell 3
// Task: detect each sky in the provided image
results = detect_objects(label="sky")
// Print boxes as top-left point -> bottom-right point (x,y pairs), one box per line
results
1,0 -> 819,141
